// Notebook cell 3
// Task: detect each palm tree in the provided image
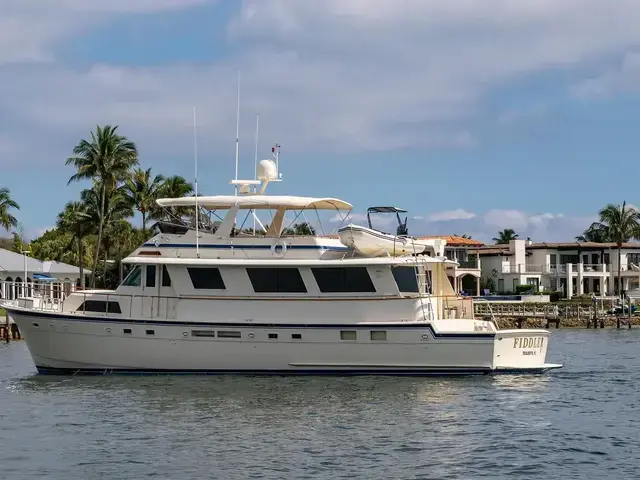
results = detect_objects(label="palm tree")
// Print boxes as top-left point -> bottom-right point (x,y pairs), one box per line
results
57,201 -> 93,289
591,201 -> 640,296
575,223 -> 612,243
151,175 -> 194,221
0,187 -> 19,231
65,125 -> 138,287
125,167 -> 165,231
454,233 -> 472,239
492,229 -> 518,244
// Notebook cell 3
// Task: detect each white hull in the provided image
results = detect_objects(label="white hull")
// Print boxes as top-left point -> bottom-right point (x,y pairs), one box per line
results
338,224 -> 427,257
7,308 -> 561,375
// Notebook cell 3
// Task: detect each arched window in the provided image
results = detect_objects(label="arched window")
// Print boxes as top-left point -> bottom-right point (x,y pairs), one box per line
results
64,278 -> 72,296
26,277 -> 32,297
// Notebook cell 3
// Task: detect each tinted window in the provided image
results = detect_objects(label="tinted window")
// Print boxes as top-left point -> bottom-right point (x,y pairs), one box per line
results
246,268 -> 307,293
311,267 -> 376,293
392,266 -> 419,293
146,265 -> 156,288
187,267 -> 226,289
122,265 -> 142,287
77,300 -> 122,314
162,265 -> 172,287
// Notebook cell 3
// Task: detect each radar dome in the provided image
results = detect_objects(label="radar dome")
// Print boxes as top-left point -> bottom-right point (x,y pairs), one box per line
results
257,159 -> 277,180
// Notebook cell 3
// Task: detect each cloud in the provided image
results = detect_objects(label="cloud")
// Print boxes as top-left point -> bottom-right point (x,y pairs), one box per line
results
0,0 -> 214,65
571,52 -> 640,99
408,209 -> 594,243
428,209 -> 476,222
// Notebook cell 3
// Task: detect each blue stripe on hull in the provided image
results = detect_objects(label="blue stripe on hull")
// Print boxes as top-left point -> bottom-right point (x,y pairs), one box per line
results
34,366 -> 553,376
143,243 -> 348,251
7,307 -> 495,339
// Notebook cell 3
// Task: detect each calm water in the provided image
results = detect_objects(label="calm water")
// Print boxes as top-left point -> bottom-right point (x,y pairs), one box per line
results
0,330 -> 639,480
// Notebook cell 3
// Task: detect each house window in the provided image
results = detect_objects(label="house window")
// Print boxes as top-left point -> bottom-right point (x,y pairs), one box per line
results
497,279 -> 504,292
145,265 -> 156,288
187,267 -> 226,289
122,265 -> 142,287
628,254 -> 640,266
76,300 -> 122,314
370,331 -> 387,341
246,268 -> 307,293
340,330 -> 357,340
162,265 -> 172,287
311,267 -> 376,293
550,254 -> 557,266
391,266 -> 420,293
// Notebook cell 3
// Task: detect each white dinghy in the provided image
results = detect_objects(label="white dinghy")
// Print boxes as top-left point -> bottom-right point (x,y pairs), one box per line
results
338,207 -> 445,257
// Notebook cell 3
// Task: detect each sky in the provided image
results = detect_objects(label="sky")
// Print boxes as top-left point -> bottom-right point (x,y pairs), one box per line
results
2,0 -> 640,244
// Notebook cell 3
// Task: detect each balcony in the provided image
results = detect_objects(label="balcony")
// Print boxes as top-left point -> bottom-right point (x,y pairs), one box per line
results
501,263 -> 610,275
457,259 -> 479,269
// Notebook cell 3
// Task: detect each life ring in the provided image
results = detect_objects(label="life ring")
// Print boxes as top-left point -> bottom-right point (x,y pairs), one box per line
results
272,241 -> 287,257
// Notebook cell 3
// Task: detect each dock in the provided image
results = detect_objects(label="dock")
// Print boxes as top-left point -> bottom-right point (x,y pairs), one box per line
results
473,302 -> 637,329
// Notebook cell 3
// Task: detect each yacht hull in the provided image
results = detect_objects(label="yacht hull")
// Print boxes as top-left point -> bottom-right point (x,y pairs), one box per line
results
6,308 -> 561,376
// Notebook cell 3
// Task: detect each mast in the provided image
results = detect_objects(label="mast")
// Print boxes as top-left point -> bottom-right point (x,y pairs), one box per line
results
193,105 -> 200,257
234,70 -> 241,196
253,112 -> 259,232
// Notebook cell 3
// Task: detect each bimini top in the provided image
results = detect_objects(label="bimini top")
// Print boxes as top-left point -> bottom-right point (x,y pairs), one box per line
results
367,206 -> 407,214
156,195 -> 353,211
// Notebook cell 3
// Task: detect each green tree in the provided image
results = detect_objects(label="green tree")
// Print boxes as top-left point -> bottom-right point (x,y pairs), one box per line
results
125,167 -> 165,232
592,201 -> 640,296
151,175 -> 194,221
0,187 -> 19,231
56,201 -> 93,289
65,125 -> 138,288
575,223 -> 612,243
492,229 -> 518,244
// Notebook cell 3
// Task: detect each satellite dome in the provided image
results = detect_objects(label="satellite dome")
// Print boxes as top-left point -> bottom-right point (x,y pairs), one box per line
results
257,159 -> 277,180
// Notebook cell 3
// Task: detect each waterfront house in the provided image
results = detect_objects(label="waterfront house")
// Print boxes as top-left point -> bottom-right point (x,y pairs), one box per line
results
0,248 -> 88,300
475,239 -> 640,298
417,235 -> 483,295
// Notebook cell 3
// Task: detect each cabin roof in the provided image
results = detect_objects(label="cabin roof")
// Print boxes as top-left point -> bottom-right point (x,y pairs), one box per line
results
367,206 -> 407,214
156,195 -> 352,211
123,256 -> 456,267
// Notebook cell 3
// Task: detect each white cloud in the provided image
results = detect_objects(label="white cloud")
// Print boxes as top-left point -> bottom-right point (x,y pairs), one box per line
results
0,0 -> 215,65
571,52 -> 640,99
428,209 -> 476,222
406,209 -> 594,243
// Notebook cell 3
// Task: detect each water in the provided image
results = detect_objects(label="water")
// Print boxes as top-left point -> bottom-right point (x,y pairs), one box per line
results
1,330 -> 639,479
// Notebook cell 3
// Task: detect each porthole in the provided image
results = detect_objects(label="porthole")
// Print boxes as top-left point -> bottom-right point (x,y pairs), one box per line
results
50,324 -> 56,330
32,322 -> 39,328
183,332 -> 188,337
421,334 -> 429,340
248,333 -> 255,339
106,327 -> 112,333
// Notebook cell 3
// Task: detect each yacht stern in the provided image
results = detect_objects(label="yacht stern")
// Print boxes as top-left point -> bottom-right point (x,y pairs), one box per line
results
492,328 -> 562,373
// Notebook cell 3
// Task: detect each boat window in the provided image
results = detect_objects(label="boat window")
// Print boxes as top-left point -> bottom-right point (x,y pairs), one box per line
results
187,267 -> 226,289
146,329 -> 155,336
291,333 -> 302,340
145,265 -> 156,288
123,328 -> 132,335
217,331 -> 241,339
340,330 -> 357,340
76,300 -> 122,314
392,266 -> 420,293
122,265 -> 142,287
311,267 -> 376,293
191,330 -> 216,338
162,265 -> 172,287
370,330 -> 387,341
268,333 -> 278,339
246,268 -> 307,293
